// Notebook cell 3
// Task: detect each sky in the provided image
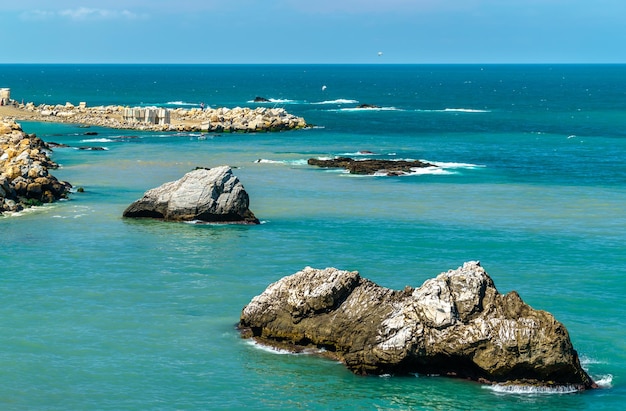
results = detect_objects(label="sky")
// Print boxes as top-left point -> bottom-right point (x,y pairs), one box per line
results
1,0 -> 625,64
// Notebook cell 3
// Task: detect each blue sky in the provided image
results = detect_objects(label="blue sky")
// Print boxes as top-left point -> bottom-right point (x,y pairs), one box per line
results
2,0 -> 625,63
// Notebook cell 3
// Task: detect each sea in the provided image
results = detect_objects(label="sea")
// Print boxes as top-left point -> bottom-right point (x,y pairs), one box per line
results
0,64 -> 624,410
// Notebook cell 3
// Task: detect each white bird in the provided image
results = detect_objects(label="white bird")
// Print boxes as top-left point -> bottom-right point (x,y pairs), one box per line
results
322,85 -> 327,91
378,51 -> 383,57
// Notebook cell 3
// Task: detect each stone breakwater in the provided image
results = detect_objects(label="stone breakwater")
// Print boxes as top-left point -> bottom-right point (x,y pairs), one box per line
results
0,102 -> 307,133
0,120 -> 71,213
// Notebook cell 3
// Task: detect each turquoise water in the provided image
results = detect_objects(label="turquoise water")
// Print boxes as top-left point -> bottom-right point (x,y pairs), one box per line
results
1,65 -> 625,410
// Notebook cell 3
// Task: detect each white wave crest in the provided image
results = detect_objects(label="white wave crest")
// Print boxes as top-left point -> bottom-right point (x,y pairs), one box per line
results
365,167 -> 454,177
254,158 -> 309,166
594,374 -> 613,389
340,151 -> 376,157
338,106 -> 402,112
312,99 -> 359,105
443,108 -> 490,113
247,98 -> 296,104
580,355 -> 605,366
165,101 -> 198,106
416,108 -> 489,113
80,138 -> 114,143
409,167 -> 454,176
485,384 -> 581,395
245,340 -> 295,355
245,339 -> 325,355
426,160 -> 486,169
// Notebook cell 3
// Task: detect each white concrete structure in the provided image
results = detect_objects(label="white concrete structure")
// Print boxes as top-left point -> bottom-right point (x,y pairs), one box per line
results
0,88 -> 10,106
122,107 -> 171,125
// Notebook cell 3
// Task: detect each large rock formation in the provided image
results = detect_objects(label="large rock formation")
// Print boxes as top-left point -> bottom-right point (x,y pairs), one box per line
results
307,157 -> 436,175
123,166 -> 259,224
239,262 -> 596,390
0,119 -> 71,213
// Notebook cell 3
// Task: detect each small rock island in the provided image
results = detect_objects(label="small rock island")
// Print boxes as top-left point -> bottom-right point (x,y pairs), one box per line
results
239,261 -> 596,390
123,166 -> 259,224
307,157 -> 436,176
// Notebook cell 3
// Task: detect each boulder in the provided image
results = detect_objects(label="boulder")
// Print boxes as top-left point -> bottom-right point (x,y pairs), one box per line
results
239,262 -> 596,390
123,166 -> 259,224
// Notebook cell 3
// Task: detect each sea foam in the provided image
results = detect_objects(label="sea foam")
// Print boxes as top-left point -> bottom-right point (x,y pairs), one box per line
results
254,158 -> 309,166
164,101 -> 198,107
80,138 -> 115,143
337,106 -> 402,112
416,108 -> 490,113
246,98 -> 296,104
245,339 -> 326,356
312,99 -> 359,105
484,384 -> 582,395
427,160 -> 486,169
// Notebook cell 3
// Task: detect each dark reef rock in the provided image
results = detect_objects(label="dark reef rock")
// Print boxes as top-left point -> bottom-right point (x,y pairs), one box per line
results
123,166 -> 259,224
239,262 -> 596,390
357,104 -> 381,109
253,96 -> 271,102
307,157 -> 436,175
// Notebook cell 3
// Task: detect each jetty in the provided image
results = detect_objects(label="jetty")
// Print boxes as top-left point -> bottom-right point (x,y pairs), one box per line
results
0,99 -> 307,133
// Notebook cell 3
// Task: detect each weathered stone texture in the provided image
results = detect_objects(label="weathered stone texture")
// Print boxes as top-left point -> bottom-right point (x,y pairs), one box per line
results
239,262 -> 596,389
123,166 -> 259,224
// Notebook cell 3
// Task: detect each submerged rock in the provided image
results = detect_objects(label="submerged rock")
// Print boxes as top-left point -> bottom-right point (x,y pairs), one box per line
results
123,166 -> 259,224
239,262 -> 596,389
307,157 -> 435,175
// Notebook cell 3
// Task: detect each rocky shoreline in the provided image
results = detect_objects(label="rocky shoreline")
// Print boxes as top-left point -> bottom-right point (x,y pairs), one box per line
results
0,119 -> 71,213
0,101 -> 307,133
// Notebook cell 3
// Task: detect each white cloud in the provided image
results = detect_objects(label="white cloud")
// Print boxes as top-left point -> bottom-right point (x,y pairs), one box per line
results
20,7 -> 148,21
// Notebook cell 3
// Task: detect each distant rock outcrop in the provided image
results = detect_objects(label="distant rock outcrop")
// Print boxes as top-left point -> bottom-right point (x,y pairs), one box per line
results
123,166 -> 259,224
239,262 -> 596,390
0,119 -> 71,213
307,157 -> 436,175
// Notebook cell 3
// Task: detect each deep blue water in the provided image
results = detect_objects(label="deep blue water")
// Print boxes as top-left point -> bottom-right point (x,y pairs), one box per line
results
1,64 -> 625,410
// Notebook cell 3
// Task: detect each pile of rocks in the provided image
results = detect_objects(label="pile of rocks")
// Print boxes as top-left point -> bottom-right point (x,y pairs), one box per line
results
197,106 -> 306,132
11,102 -> 307,133
0,119 -> 71,213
